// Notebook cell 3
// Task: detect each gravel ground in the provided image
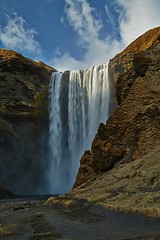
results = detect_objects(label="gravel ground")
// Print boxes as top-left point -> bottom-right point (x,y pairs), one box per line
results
0,197 -> 160,240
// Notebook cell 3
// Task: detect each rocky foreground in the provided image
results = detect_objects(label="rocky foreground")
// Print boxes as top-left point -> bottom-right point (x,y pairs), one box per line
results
0,197 -> 160,240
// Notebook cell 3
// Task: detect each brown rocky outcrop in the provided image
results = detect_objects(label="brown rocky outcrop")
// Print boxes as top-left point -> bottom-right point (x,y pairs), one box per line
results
69,27 -> 160,217
73,150 -> 96,189
73,27 -> 160,186
0,48 -> 55,194
92,27 -> 160,172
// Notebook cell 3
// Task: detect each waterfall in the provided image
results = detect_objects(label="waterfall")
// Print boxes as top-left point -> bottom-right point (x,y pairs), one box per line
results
49,64 -> 109,194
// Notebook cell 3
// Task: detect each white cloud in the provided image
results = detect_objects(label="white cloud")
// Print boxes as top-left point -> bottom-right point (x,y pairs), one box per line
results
53,52 -> 80,71
64,0 -> 102,47
117,0 -> 160,46
51,0 -> 160,71
0,15 -> 41,55
52,0 -> 120,71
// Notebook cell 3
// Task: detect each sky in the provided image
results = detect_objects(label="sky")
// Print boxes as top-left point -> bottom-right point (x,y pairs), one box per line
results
0,0 -> 160,71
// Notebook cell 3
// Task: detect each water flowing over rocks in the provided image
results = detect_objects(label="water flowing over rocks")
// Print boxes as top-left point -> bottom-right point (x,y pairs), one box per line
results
49,64 -> 109,194
0,49 -> 54,194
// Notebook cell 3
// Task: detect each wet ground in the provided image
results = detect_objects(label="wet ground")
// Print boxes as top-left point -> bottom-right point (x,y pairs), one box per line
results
0,196 -> 160,240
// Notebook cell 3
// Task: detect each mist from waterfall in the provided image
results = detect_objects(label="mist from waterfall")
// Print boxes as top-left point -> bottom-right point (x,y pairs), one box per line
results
49,64 -> 109,194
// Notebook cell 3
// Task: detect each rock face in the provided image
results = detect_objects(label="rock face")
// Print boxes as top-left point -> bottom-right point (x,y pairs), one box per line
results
73,151 -> 96,189
92,27 -> 160,172
70,27 -> 160,217
0,48 -> 55,194
74,27 -> 160,186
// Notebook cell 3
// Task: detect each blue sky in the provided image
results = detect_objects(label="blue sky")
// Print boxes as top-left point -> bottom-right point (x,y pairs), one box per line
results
0,0 -> 160,71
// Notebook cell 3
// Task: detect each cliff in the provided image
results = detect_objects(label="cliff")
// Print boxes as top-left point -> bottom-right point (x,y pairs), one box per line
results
71,27 -> 160,217
92,27 -> 160,172
0,48 -> 55,194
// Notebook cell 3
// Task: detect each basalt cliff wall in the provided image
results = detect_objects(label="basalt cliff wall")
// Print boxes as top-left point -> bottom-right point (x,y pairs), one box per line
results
0,49 -> 55,194
71,27 -> 160,216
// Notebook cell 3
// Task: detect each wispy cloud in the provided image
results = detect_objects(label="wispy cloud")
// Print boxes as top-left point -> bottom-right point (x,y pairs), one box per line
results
64,0 -> 102,47
0,14 -> 41,55
104,4 -> 116,31
117,0 -> 160,46
52,0 -> 160,71
52,0 -> 120,71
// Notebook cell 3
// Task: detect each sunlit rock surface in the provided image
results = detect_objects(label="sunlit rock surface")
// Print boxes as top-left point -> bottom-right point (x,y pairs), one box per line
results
71,27 -> 160,217
92,26 -> 160,172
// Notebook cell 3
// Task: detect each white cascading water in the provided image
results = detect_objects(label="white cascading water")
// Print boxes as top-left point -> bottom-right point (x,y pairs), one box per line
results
49,64 -> 109,194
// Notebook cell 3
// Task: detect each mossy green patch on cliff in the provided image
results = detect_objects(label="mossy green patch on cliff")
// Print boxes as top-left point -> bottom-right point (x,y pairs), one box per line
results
33,85 -> 48,118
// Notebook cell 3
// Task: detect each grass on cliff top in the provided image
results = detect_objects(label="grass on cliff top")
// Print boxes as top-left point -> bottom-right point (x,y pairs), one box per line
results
70,146 -> 160,218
